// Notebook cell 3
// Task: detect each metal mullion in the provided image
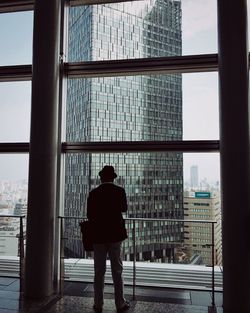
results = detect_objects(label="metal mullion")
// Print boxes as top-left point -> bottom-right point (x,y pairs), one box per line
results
0,65 -> 32,82
0,143 -> 29,153
65,54 -> 218,78
62,140 -> 220,153
0,0 -> 34,13
69,0 -> 136,6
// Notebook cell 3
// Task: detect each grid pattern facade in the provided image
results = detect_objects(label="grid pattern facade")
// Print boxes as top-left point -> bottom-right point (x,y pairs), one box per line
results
65,0 -> 184,260
183,194 -> 221,266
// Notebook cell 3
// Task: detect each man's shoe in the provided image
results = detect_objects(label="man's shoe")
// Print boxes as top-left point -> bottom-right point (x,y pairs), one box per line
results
93,305 -> 102,313
117,301 -> 130,313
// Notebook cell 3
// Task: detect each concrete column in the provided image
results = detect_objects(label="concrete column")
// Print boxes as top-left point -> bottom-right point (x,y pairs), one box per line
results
24,0 -> 61,299
218,0 -> 250,312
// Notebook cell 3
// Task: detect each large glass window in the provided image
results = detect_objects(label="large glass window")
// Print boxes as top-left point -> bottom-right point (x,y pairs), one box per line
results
0,82 -> 31,142
0,7 -> 32,266
63,0 -> 221,279
0,11 -> 33,66
0,0 -> 222,290
67,0 -> 217,62
65,73 -> 218,142
63,152 -> 221,267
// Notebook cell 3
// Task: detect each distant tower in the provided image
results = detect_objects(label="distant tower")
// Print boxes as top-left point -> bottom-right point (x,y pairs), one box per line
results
190,165 -> 199,189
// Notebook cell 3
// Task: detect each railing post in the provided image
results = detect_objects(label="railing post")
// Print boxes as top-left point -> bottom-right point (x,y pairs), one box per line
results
132,219 -> 136,300
59,217 -> 64,295
211,222 -> 215,307
19,216 -> 25,293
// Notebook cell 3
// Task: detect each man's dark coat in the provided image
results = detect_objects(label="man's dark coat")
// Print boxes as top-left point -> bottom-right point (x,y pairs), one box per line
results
87,183 -> 128,244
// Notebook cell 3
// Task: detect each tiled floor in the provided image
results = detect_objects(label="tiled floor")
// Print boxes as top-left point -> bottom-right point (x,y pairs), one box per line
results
44,296 -> 223,313
0,277 -> 223,313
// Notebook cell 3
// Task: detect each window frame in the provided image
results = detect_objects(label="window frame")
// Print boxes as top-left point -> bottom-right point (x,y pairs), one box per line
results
0,0 -> 220,155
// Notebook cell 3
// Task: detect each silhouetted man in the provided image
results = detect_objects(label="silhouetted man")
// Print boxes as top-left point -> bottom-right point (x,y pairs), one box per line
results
87,166 -> 130,313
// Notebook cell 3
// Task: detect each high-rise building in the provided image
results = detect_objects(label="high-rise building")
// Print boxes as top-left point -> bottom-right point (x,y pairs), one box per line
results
64,0 -> 183,261
183,191 -> 222,266
190,165 -> 199,189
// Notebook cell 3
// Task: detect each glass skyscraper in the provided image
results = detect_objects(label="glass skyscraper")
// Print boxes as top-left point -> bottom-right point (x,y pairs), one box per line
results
64,0 -> 183,261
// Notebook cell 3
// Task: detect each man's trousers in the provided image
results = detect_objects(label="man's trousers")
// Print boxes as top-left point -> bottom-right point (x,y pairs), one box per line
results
93,241 -> 126,309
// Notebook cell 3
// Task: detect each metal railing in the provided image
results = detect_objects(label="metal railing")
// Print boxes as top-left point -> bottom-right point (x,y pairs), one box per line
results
58,216 -> 217,307
0,215 -> 25,291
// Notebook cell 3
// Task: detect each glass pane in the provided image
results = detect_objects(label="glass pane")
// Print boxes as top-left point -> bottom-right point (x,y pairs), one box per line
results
65,73 -> 218,142
183,72 -> 219,140
0,154 -> 28,258
0,82 -> 31,142
67,0 -> 217,62
62,152 -> 222,272
184,153 -> 220,190
0,11 -> 33,66
182,0 -> 217,55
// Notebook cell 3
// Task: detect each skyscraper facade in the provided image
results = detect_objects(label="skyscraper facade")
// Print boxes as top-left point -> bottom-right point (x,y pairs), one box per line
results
64,0 -> 183,261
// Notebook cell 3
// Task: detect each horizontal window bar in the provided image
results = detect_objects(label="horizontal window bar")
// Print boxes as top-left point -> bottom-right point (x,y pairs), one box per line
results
0,0 -> 33,13
0,215 -> 25,218
0,143 -> 29,153
3,54 -> 250,80
65,54 -> 218,78
0,54 -> 217,81
4,54 -> 250,81
69,0 -> 136,6
0,141 -> 219,153
62,140 -> 219,153
0,0 -> 136,12
0,65 -> 32,82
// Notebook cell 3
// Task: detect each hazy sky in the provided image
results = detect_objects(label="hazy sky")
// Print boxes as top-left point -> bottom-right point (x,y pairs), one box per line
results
0,0 -> 245,183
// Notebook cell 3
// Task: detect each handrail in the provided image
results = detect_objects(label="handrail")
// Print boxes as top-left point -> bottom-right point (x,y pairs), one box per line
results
58,215 -> 216,224
58,215 -> 216,304
0,215 -> 25,218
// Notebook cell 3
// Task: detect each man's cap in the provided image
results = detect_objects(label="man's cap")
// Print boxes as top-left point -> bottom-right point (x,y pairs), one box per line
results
99,166 -> 117,179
